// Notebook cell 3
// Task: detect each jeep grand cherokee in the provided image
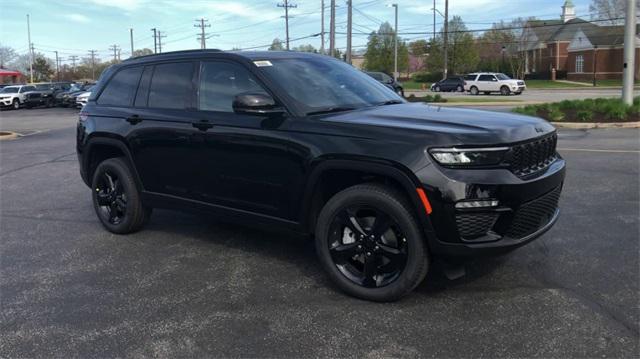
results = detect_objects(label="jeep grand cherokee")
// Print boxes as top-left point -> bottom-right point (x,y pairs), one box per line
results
77,50 -> 565,301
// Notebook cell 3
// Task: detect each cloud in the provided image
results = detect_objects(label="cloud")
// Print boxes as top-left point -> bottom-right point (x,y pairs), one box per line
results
65,13 -> 90,23
89,0 -> 146,11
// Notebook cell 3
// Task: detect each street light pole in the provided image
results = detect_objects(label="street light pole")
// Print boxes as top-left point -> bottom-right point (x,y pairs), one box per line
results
622,0 -> 637,105
443,0 -> 449,79
391,3 -> 398,80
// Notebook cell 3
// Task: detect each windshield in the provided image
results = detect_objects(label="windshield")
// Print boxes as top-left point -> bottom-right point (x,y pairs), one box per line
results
258,56 -> 402,114
0,87 -> 19,93
69,84 -> 82,92
496,73 -> 511,80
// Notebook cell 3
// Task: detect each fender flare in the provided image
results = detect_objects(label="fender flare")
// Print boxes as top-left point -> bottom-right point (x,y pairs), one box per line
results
83,136 -> 144,191
299,158 -> 435,238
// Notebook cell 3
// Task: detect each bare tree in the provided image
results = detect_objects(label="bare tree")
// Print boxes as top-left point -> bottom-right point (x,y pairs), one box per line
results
589,0 -> 639,25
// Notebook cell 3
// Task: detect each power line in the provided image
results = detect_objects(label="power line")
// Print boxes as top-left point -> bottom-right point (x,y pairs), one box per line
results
194,18 -> 211,49
157,31 -> 167,53
108,44 -> 120,62
277,0 -> 297,50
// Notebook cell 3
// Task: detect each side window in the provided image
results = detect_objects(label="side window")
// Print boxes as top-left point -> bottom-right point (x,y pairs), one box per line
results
134,66 -> 153,107
98,66 -> 143,106
381,73 -> 392,82
478,75 -> 493,81
464,74 -> 477,81
148,62 -> 194,110
368,73 -> 382,81
198,61 -> 267,112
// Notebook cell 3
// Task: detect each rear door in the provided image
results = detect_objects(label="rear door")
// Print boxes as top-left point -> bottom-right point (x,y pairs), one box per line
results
189,60 -> 299,219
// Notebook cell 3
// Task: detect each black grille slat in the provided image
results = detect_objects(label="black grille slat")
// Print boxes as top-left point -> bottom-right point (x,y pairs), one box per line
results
509,133 -> 558,178
456,213 -> 499,239
505,186 -> 561,239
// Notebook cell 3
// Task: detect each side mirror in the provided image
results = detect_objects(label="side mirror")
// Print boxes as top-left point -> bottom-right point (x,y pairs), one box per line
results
232,92 -> 284,116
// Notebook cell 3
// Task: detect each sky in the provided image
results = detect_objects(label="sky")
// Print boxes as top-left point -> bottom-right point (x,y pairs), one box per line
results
0,0 -> 592,63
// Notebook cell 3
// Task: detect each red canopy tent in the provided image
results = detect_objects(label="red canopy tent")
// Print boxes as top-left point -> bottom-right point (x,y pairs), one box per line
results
0,68 -> 24,84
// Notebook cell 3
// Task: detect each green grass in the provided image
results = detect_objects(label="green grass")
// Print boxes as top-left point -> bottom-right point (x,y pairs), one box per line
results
402,80 -> 432,90
513,97 -> 640,122
524,80 -> 587,88
446,98 -> 523,103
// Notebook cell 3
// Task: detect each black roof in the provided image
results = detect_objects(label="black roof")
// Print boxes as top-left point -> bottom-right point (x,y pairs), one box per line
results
123,49 -> 327,65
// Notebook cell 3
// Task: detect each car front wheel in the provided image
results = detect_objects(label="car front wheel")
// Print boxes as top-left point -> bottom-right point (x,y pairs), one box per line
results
434,85 -> 440,92
315,184 -> 429,301
91,157 -> 151,234
457,85 -> 463,92
12,99 -> 19,110
470,86 -> 479,95
500,86 -> 511,96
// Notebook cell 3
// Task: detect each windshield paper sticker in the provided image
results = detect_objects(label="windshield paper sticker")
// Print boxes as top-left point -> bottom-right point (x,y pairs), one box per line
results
253,60 -> 273,67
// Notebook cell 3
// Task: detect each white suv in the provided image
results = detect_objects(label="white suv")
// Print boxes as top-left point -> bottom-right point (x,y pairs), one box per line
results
464,73 -> 526,96
0,85 -> 36,109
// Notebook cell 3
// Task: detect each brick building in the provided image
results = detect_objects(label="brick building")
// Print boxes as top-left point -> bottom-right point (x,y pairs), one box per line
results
520,0 -> 639,81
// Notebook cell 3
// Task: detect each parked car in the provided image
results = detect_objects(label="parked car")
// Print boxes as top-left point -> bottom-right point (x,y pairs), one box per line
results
464,72 -> 526,95
365,71 -> 404,96
430,77 -> 465,92
0,85 -> 36,109
77,50 -> 564,301
75,86 -> 94,108
56,83 -> 94,107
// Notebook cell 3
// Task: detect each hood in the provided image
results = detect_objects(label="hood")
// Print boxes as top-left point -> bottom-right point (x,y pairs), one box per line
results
320,102 -> 555,145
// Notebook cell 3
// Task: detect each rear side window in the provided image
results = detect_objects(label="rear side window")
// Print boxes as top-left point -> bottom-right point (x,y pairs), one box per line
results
478,75 -> 496,81
98,66 -> 143,106
198,61 -> 266,112
464,74 -> 477,81
148,62 -> 194,109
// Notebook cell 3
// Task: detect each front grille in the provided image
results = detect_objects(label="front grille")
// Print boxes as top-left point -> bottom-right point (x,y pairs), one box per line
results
504,185 -> 561,239
509,133 -> 557,178
517,81 -> 525,85
456,212 -> 499,239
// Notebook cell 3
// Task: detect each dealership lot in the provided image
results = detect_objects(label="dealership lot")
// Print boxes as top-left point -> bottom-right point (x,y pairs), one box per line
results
0,108 -> 638,357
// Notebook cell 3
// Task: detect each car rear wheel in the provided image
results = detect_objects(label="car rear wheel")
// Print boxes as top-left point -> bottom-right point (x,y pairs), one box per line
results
456,85 -> 463,92
500,86 -> 510,96
434,85 -> 440,92
315,183 -> 429,302
91,157 -> 152,234
12,99 -> 19,110
470,86 -> 479,95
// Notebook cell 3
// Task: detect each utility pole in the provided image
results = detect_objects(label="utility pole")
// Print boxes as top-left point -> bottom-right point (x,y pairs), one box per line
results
329,0 -> 336,57
157,31 -> 166,53
443,0 -> 449,79
194,18 -> 211,49
54,50 -> 60,81
68,55 -> 78,72
277,0 -> 297,50
346,0 -> 352,64
109,45 -> 120,62
151,28 -> 157,53
320,0 -> 325,54
88,50 -> 97,80
27,14 -> 34,83
130,28 -> 134,57
433,0 -> 436,42
392,3 -> 398,80
622,0 -> 637,105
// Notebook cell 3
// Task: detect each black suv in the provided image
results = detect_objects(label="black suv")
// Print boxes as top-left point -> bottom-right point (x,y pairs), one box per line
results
77,50 -> 565,301
431,77 -> 465,92
365,71 -> 404,96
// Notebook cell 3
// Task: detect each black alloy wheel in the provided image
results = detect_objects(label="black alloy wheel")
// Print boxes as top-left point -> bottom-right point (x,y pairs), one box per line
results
95,170 -> 127,225
315,184 -> 429,301
500,86 -> 510,96
434,85 -> 440,92
328,205 -> 408,288
457,85 -> 463,92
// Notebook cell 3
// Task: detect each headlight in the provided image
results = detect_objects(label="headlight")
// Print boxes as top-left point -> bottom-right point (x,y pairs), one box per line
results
428,147 -> 509,166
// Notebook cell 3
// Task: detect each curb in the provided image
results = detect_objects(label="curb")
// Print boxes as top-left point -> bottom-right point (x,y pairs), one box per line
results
430,101 -> 542,107
551,121 -> 640,129
0,131 -> 19,140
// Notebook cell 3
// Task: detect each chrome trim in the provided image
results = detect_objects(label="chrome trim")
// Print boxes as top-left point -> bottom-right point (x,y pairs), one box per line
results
429,146 -> 510,153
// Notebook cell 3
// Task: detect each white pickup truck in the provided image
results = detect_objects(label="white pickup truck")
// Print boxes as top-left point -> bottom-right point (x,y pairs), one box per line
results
464,73 -> 526,96
0,85 -> 36,109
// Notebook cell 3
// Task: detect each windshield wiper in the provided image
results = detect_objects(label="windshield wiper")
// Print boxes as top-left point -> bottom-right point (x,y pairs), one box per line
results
306,106 -> 357,116
375,99 -> 403,106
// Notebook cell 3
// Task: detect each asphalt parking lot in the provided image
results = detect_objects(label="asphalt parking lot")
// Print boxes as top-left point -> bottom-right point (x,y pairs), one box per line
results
1,108 -> 638,358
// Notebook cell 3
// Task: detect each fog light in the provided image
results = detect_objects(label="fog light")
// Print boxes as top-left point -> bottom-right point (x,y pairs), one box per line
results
455,200 -> 499,209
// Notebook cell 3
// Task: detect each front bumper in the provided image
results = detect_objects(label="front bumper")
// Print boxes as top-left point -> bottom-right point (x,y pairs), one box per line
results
0,98 -> 13,107
416,156 -> 566,257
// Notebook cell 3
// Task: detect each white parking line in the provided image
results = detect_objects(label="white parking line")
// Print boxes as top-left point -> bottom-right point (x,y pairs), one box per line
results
558,148 -> 640,153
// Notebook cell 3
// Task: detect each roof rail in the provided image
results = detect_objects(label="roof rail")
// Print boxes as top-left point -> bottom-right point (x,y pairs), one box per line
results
124,49 -> 223,62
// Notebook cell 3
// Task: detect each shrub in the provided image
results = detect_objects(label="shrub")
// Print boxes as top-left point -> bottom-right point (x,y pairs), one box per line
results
601,100 -> 627,121
511,97 -> 639,122
405,94 -> 447,103
576,110 -> 592,122
412,71 -> 443,83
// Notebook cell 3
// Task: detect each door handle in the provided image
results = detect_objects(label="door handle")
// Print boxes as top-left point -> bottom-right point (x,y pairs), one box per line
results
192,121 -> 214,131
126,115 -> 142,125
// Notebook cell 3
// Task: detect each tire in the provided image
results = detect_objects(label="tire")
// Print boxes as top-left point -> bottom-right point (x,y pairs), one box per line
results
500,86 -> 510,96
12,99 -> 19,110
315,183 -> 429,302
396,88 -> 404,97
483,92 -> 491,95
91,157 -> 152,234
456,85 -> 463,92
469,86 -> 479,95
434,85 -> 440,92
514,92 -> 522,96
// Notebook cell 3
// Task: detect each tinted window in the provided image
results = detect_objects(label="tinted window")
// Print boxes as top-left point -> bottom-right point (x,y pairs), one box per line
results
478,75 -> 495,81
21,86 -> 35,92
148,62 -> 194,109
367,72 -> 383,81
134,66 -> 153,107
464,74 -> 477,81
199,61 -> 266,112
381,73 -> 392,82
98,66 -> 143,106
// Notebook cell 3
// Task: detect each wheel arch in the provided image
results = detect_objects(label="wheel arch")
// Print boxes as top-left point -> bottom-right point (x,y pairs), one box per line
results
83,136 -> 144,191
300,158 -> 435,241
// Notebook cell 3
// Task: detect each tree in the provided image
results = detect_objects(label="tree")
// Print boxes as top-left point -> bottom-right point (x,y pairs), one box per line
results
33,55 -> 54,81
0,44 -> 17,68
269,38 -> 284,51
132,48 -> 153,57
477,20 -> 518,74
589,0 -> 639,25
409,40 -> 429,55
292,44 -> 317,53
426,16 -> 479,76
363,22 -> 409,75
